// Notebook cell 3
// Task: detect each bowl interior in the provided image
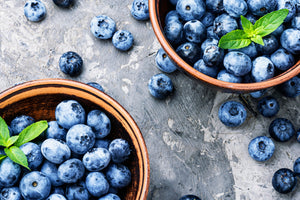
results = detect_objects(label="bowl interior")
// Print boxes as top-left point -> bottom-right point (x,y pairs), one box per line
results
0,79 -> 149,200
150,0 -> 300,92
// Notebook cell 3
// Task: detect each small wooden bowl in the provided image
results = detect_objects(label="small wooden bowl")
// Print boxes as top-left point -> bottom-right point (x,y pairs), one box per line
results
149,0 -> 300,93
0,79 -> 150,200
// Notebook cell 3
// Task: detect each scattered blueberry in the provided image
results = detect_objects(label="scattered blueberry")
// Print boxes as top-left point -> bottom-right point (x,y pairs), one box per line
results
223,51 -> 252,77
57,158 -> 85,184
257,96 -> 280,118
83,148 -> 111,171
112,30 -> 134,51
218,101 -> 247,127
87,82 -> 104,92
248,136 -> 275,162
52,0 -> 74,8
85,172 -> 109,197
148,73 -> 174,99
106,163 -> 131,188
41,139 -> 71,164
46,121 -> 67,141
59,51 -> 83,77
179,194 -> 201,200
269,118 -> 295,142
90,15 -> 116,39
176,0 -> 206,21
250,90 -> 266,99
272,168 -> 297,194
24,0 -> 46,22
293,157 -> 300,176
10,115 -> 35,136
87,110 -> 111,139
297,128 -> 300,143
20,142 -> 44,170
40,161 -> 64,187
0,158 -> 21,187
19,171 -> 51,200
277,76 -> 300,98
0,187 -> 22,200
109,138 -> 131,163
131,0 -> 149,21
155,48 -> 178,73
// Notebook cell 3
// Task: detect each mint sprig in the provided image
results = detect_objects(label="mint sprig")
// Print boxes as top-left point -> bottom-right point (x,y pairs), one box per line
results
0,116 -> 48,170
219,9 -> 289,49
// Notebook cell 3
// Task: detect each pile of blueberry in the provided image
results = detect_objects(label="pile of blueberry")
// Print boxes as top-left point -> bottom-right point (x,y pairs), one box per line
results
0,100 -> 132,200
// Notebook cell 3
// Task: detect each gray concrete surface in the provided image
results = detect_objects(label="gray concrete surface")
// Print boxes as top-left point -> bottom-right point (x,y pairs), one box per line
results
0,1 -> 300,200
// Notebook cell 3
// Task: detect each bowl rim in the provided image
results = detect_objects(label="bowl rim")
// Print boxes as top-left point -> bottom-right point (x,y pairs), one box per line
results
0,78 -> 150,200
149,0 -> 300,92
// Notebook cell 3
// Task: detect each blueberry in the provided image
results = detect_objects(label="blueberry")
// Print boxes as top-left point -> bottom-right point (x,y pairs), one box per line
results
46,121 -> 67,141
203,45 -> 224,67
148,73 -> 174,100
41,139 -> 71,164
183,20 -> 206,44
40,161 -> 64,187
297,0 -> 300,12
0,158 -> 21,187
270,48 -> 295,71
55,100 -> 86,129
277,0 -> 297,22
106,164 -> 131,188
179,194 -> 201,200
269,118 -> 295,142
87,82 -> 104,92
24,0 -> 46,22
52,0 -> 74,8
20,142 -> 43,170
251,56 -> 275,82
85,172 -> 109,197
291,14 -> 300,30
83,148 -> 111,171
98,193 -> 121,200
229,42 -> 257,59
250,90 -> 266,99
19,171 -> 51,200
109,139 -> 131,163
130,0 -> 149,21
223,51 -> 252,76
90,15 -> 116,39
59,51 -> 83,77
206,0 -> 225,14
176,42 -> 201,65
248,136 -> 275,162
164,18 -> 184,46
200,12 -> 215,27
257,96 -> 279,118
297,128 -> 300,143
218,101 -> 247,127
87,110 -> 111,139
193,59 -> 219,78
272,24 -> 285,38
51,187 -> 65,195
155,48 -> 178,73
272,168 -> 296,194
112,30 -> 134,51
10,115 -> 35,136
165,10 -> 181,23
256,35 -> 279,55
65,182 -> 89,200
47,193 -> 67,200
0,187 -> 22,200
217,70 -> 243,83
280,28 -> 300,55
57,158 -> 85,184
224,0 -> 248,18
293,157 -> 300,176
277,76 -> 300,98
201,38 -> 219,53
94,139 -> 111,149
176,0 -> 206,21
66,124 -> 95,154
206,26 -> 220,39
213,14 -> 238,37
169,0 -> 178,6
247,0 -> 277,16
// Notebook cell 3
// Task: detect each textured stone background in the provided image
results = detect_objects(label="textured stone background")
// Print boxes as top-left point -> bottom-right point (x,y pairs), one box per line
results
0,1 -> 300,200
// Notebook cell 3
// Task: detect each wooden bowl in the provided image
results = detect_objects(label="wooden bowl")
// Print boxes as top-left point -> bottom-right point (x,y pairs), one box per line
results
149,0 -> 300,93
0,78 -> 150,200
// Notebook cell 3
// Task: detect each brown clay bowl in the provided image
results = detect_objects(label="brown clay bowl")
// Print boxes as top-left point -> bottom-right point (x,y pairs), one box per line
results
149,0 -> 300,93
0,78 -> 150,200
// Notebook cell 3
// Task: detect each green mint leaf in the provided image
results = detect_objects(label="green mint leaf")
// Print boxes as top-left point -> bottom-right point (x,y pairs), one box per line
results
4,136 -> 19,148
241,15 -> 254,36
4,146 -> 30,170
253,9 -> 289,37
251,35 -> 264,46
0,117 -> 10,145
0,154 -> 7,162
14,120 -> 48,147
219,30 -> 252,49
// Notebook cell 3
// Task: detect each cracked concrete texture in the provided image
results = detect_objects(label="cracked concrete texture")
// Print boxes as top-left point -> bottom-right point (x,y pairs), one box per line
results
0,1 -> 300,200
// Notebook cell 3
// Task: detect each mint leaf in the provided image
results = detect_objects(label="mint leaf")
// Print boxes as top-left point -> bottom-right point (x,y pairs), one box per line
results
254,9 -> 289,37
5,136 -> 19,148
251,35 -> 264,46
241,15 -> 254,36
0,154 -> 7,162
14,120 -> 48,147
0,117 -> 10,146
219,30 -> 252,49
4,146 -> 29,170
